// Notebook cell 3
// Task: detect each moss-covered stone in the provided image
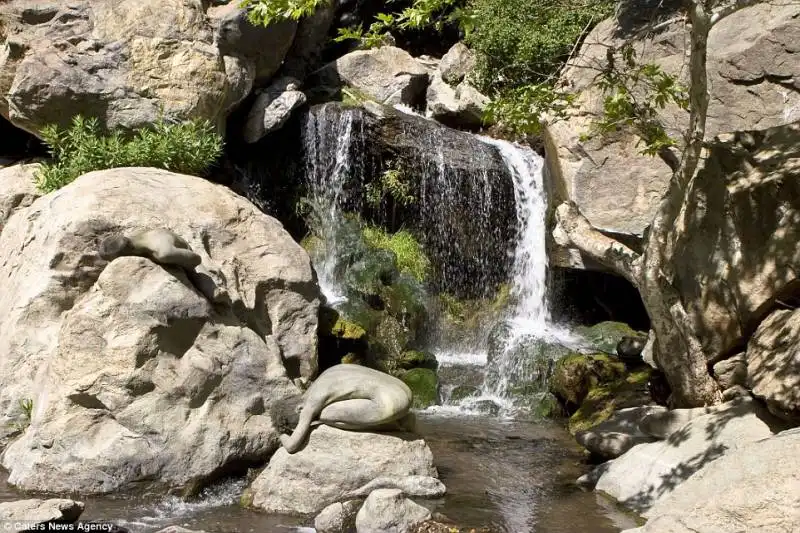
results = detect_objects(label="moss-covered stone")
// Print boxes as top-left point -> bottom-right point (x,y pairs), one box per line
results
566,364 -> 652,434
300,234 -> 323,255
400,368 -> 439,409
575,321 -> 646,354
319,306 -> 367,341
534,392 -> 565,419
345,248 -> 399,297
397,350 -> 438,371
373,315 -> 412,362
550,352 -> 626,406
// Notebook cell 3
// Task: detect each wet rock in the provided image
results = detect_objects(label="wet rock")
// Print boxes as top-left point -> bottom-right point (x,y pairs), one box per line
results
439,43 -> 476,85
0,499 -> 84,524
595,399 -> 779,512
0,168 -> 318,493
243,77 -> 307,143
315,500 -> 361,533
712,353 -> 747,390
575,406 -> 664,459
248,425 -> 437,515
629,428 -> 800,533
314,46 -> 429,106
400,369 -> 439,409
746,309 -> 800,423
355,488 -> 431,533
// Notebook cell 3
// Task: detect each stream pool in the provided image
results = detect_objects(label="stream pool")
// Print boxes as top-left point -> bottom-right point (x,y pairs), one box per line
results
0,411 -> 638,533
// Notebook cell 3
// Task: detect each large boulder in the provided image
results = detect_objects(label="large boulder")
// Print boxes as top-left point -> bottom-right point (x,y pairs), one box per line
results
746,309 -> 800,423
668,123 -> 800,359
355,488 -> 431,533
243,77 -> 307,143
625,428 -> 800,533
594,399 -> 778,511
248,425 -> 437,515
0,0 -> 273,136
545,2 -> 800,238
426,73 -> 489,129
438,43 -> 476,86
0,167 -> 319,493
315,46 -> 429,106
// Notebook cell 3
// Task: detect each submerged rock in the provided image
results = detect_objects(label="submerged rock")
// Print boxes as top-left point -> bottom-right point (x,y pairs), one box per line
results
248,425 -> 437,515
355,488 -> 431,533
0,167 -> 319,493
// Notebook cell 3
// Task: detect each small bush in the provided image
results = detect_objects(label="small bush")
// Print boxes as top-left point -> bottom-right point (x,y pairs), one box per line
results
36,115 -> 223,192
362,226 -> 431,283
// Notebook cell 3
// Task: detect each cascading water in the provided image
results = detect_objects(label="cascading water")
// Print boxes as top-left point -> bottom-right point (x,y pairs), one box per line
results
301,104 -> 365,305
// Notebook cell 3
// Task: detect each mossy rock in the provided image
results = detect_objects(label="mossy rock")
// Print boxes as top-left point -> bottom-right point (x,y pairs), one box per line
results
566,365 -> 653,434
372,315 -> 412,362
337,299 -> 383,333
484,331 -> 570,398
549,352 -> 626,406
319,306 -> 367,341
534,392 -> 565,419
575,321 -> 646,354
300,234 -> 323,255
344,248 -> 398,297
380,273 -> 428,327
448,385 -> 480,403
400,368 -> 439,409
397,350 -> 438,371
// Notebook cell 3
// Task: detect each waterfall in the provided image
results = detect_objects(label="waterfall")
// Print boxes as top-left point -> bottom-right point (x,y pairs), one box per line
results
301,104 -> 365,305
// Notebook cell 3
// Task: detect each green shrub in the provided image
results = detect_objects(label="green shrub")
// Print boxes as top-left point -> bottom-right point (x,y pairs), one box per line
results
36,115 -> 223,192
362,226 -> 431,283
239,0 -> 330,27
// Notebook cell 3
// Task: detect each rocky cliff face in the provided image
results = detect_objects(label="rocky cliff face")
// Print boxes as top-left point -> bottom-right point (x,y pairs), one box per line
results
545,2 -> 800,240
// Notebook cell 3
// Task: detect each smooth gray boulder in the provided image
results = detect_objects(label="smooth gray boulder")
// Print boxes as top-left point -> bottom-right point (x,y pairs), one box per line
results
0,167 -> 319,493
595,399 -> 778,511
248,425 -> 437,515
315,500 -> 361,533
746,309 -> 800,422
243,77 -> 307,143
316,46 -> 429,106
0,499 -> 83,524
439,43 -> 476,85
355,489 -> 431,533
426,73 -> 489,129
625,428 -> 800,533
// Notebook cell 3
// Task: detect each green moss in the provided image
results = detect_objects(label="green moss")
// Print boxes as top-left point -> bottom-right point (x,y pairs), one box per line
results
362,226 -> 431,283
400,368 -> 439,409
341,86 -> 376,107
318,307 -> 367,341
397,350 -> 438,371
575,321 -> 646,354
449,385 -> 480,403
300,234 -> 322,255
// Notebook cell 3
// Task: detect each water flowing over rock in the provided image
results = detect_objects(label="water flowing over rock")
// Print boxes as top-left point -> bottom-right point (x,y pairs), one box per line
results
0,167 -> 319,493
248,425 -> 437,515
625,428 -> 800,533
355,489 -> 432,533
746,309 -> 800,423
546,1 -> 800,240
0,0 -> 257,135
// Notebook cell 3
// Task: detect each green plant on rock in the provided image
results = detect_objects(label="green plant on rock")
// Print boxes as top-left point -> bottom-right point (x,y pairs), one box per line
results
362,226 -> 431,283
239,0 -> 330,26
36,115 -> 223,192
366,166 -> 415,210
10,397 -> 34,434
